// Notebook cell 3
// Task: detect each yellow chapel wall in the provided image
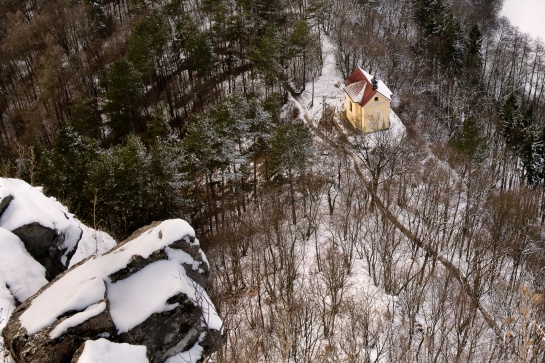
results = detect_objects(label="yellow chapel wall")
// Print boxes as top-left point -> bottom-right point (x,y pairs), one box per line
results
345,94 -> 363,129
361,93 -> 391,133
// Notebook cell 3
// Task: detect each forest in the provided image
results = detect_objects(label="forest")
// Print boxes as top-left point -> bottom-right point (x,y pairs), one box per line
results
3,0 -> 545,361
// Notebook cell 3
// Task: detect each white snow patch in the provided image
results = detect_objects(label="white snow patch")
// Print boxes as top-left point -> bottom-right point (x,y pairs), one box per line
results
77,338 -> 148,363
49,301 -> 106,339
298,36 -> 345,125
0,227 -> 48,302
0,282 -> 15,361
360,67 -> 393,100
165,247 -> 202,271
69,224 -> 117,267
0,185 -> 9,200
164,333 -> 206,363
108,260 -> 187,333
20,265 -> 107,335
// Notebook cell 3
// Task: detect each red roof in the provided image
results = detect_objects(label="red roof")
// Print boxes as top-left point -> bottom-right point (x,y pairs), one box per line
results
344,68 -> 392,107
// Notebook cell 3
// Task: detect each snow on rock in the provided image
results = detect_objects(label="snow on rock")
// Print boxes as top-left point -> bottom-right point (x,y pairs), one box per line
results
0,178 -> 81,269
0,228 -> 45,362
165,332 -> 207,363
49,302 -> 106,339
2,219 -> 222,363
0,228 -> 48,303
69,224 -> 117,268
0,178 -> 116,362
0,281 -> 15,363
75,338 -> 148,363
0,178 -> 116,280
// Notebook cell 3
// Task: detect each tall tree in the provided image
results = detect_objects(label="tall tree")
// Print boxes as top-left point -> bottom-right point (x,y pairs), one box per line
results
465,24 -> 483,82
127,10 -> 168,79
449,115 -> 487,164
269,122 -> 313,224
37,126 -> 99,220
104,59 -> 145,143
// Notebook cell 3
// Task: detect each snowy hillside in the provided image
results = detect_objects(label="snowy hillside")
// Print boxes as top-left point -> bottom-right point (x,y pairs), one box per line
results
207,31 -> 545,362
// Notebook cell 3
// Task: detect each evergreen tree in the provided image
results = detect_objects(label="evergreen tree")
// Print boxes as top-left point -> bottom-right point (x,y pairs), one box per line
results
37,126 -> 99,220
441,14 -> 464,69
269,122 -> 313,224
88,135 -> 184,238
465,24 -> 483,79
146,107 -> 169,140
500,94 -> 524,147
414,0 -> 446,37
250,26 -> 287,92
146,138 -> 187,220
181,111 -> 238,232
449,115 -> 487,163
521,124 -> 545,185
290,20 -> 313,90
89,134 -> 148,235
70,97 -> 102,140
127,10 -> 168,77
104,59 -> 145,143
174,18 -> 215,83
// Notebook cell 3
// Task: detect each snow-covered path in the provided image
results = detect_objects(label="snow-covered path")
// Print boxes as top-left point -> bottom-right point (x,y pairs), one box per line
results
298,36 -> 345,126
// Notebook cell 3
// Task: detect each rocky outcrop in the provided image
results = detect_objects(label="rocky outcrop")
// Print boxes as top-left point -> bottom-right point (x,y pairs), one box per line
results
10,222 -> 68,280
2,219 -> 222,363
0,178 -> 116,282
0,179 -> 81,280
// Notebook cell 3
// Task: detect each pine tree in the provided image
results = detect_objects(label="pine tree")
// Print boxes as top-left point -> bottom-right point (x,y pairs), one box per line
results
521,124 -> 545,185
441,14 -> 464,69
146,106 -> 169,140
465,24 -> 483,75
174,18 -> 215,83
449,115 -> 487,163
269,122 -> 313,224
500,93 -> 522,147
414,0 -> 446,37
37,126 -> 99,220
89,135 -> 148,236
290,20 -> 313,91
70,96 -> 102,140
250,25 -> 290,94
104,59 -> 145,143
127,10 -> 168,77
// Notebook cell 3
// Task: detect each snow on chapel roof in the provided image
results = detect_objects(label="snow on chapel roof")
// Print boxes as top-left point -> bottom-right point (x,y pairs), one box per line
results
344,67 -> 393,106
344,80 -> 366,103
